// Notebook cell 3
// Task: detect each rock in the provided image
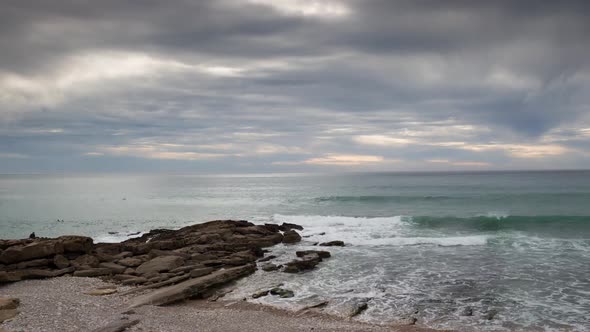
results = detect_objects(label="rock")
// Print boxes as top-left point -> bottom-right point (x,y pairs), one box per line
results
117,257 -> 143,267
0,309 -> 19,323
0,297 -> 19,310
0,240 -> 64,264
339,298 -> 370,317
282,230 -> 302,244
53,255 -> 70,268
135,256 -> 185,275
283,254 -> 322,273
484,309 -> 498,320
319,240 -> 345,247
189,267 -> 215,278
71,254 -> 100,269
91,317 -> 140,332
16,258 -> 51,269
122,277 -> 148,285
130,264 -> 256,307
113,251 -> 133,260
73,268 -> 112,277
85,288 -> 117,296
99,262 -> 127,274
257,255 -> 276,262
263,223 -> 281,232
169,264 -> 203,274
252,290 -> 270,298
113,274 -> 137,281
280,222 -> 304,231
260,263 -> 280,272
58,236 -> 93,253
461,306 -> 473,316
270,287 -> 294,298
148,249 -> 190,260
295,250 -> 331,259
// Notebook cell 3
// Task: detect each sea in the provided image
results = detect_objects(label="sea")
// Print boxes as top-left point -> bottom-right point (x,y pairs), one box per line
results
1,171 -> 589,331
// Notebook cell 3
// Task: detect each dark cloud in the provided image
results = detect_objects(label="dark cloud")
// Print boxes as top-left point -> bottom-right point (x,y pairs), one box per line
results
1,0 -> 589,172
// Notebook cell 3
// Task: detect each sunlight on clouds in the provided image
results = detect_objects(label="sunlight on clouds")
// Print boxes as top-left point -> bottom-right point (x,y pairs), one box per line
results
353,135 -> 416,146
428,159 -> 490,167
303,154 -> 384,166
248,0 -> 350,18
99,145 -> 225,160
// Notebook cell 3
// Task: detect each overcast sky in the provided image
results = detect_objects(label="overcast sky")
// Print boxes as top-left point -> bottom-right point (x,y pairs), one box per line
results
1,0 -> 590,173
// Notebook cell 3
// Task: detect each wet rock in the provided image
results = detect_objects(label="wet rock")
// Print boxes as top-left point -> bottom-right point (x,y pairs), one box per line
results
319,240 -> 345,247
252,290 -> 270,299
279,222 -> 304,231
73,268 -> 112,277
340,298 -> 370,317
283,254 -> 322,273
257,255 -> 276,262
270,287 -> 294,298
295,250 -> 331,259
136,255 -> 185,275
53,255 -> 70,269
461,306 -> 473,316
261,263 -> 280,272
484,309 -> 498,320
263,223 -> 281,232
282,230 -> 302,244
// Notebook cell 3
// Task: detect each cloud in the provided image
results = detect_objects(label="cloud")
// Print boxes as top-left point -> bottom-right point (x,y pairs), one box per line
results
1,0 -> 590,172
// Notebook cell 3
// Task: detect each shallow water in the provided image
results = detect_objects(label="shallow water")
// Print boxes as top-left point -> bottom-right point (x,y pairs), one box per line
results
1,171 -> 589,331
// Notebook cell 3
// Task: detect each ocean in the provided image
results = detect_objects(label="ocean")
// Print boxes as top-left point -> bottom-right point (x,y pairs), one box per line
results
1,171 -> 589,331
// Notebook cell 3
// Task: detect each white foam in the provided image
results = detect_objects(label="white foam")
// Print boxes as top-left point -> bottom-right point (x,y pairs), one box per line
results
271,214 -> 489,247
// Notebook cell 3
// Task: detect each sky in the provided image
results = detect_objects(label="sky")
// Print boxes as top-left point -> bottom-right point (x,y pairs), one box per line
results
1,0 -> 590,173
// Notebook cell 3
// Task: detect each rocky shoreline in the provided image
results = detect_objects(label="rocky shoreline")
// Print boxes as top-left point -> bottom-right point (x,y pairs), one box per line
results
1,220 -> 443,331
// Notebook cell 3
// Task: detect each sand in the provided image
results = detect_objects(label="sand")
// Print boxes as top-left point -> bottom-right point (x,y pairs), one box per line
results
0,276 -> 444,332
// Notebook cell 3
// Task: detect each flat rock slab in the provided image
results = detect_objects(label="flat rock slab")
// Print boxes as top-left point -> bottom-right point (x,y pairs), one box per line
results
91,318 -> 139,332
0,309 -> 19,323
130,264 -> 255,308
135,256 -> 184,275
85,288 -> 118,296
0,298 -> 20,310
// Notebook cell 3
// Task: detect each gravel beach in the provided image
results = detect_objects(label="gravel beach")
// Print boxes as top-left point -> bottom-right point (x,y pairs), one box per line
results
0,276 -> 443,332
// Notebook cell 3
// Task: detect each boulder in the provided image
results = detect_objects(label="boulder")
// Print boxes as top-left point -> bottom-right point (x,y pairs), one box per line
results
71,254 -> 100,269
16,258 -> 51,269
117,257 -> 143,267
282,230 -> 302,244
257,255 -> 276,262
135,256 -> 185,275
53,255 -> 70,269
73,268 -> 112,277
252,290 -> 270,299
130,264 -> 256,307
295,250 -> 331,259
260,263 -> 280,272
270,287 -> 294,298
339,298 -> 370,317
57,236 -> 93,253
279,222 -> 304,231
283,254 -> 322,273
122,277 -> 148,285
0,240 -> 64,264
0,309 -> 19,323
319,240 -> 345,247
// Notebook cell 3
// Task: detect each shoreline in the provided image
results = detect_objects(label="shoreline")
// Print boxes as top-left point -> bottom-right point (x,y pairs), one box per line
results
0,276 -> 444,332
1,220 -> 450,331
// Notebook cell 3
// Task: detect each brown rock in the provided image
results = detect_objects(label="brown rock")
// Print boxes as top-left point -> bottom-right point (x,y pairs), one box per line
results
0,240 -> 64,264
0,297 -> 19,310
73,268 -> 112,277
53,255 -> 70,268
84,288 -> 117,296
130,264 -> 256,307
148,249 -> 190,260
99,262 -> 127,274
57,236 -> 93,253
296,250 -> 331,259
71,254 -> 100,269
112,274 -> 137,281
189,267 -> 215,278
122,277 -> 148,285
135,256 -> 185,275
280,222 -> 304,231
283,254 -> 322,273
117,257 -> 143,267
282,230 -> 302,244
0,309 -> 19,323
16,258 -> 51,269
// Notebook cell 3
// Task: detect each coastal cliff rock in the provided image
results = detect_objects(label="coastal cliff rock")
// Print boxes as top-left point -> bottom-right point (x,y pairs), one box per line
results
0,220 -> 298,305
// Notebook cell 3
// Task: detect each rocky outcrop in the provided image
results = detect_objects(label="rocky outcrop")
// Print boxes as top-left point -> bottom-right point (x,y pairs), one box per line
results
284,253 -> 323,273
295,250 -> 331,259
319,240 -> 345,247
282,230 -> 302,244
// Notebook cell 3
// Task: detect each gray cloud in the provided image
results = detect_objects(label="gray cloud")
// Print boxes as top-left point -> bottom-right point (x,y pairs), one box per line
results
1,0 -> 590,172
